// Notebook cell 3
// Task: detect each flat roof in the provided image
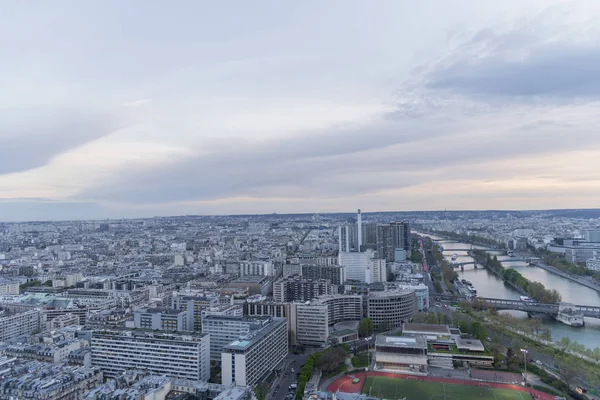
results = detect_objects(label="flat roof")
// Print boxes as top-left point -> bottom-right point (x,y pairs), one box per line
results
403,323 -> 451,334
376,335 -> 426,349
455,338 -> 486,352
222,317 -> 286,352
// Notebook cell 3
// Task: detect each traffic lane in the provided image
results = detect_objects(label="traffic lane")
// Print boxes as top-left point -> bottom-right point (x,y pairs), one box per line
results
271,353 -> 306,400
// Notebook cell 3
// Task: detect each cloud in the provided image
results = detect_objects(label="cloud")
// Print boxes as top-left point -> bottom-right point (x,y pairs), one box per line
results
0,108 -> 126,174
424,18 -> 600,99
124,99 -> 151,107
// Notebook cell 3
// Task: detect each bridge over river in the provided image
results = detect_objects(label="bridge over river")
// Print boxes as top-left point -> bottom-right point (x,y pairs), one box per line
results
475,298 -> 600,317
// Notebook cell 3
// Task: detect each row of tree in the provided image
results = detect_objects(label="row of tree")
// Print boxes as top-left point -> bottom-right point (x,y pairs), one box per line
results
503,268 -> 562,303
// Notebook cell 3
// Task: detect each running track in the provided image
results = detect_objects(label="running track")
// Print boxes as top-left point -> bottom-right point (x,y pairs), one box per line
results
326,371 -> 555,400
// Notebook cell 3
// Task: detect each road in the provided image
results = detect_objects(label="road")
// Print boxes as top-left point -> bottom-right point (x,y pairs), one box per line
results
269,353 -> 308,400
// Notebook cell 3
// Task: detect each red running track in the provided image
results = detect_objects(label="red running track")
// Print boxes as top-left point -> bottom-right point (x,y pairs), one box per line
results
326,371 -> 555,400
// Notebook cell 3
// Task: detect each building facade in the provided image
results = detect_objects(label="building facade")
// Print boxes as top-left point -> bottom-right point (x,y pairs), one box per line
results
134,308 -> 188,331
301,264 -> 344,285
294,302 -> 329,346
239,261 -> 274,277
272,275 -> 333,302
367,290 -> 417,330
0,309 -> 44,341
221,317 -> 287,387
202,315 -> 274,362
91,330 -> 210,381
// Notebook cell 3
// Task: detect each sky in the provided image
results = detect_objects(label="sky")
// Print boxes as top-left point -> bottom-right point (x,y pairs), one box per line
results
2,0 -> 600,221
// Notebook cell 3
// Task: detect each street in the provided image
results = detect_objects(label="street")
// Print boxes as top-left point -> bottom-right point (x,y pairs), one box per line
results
269,352 -> 308,400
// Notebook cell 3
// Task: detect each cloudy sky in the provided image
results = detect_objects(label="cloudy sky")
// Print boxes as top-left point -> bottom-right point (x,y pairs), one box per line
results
2,0 -> 600,221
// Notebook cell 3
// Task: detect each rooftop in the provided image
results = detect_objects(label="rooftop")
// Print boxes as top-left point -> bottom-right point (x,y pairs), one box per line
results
402,323 -> 451,334
222,317 -> 286,352
375,335 -> 427,349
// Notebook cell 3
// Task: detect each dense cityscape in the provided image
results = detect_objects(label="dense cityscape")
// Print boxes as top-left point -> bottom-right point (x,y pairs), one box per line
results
0,210 -> 599,399
3,2 -> 600,399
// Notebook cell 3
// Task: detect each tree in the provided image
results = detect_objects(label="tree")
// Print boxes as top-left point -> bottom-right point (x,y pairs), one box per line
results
316,346 -> 347,373
526,318 -> 543,336
358,318 -> 373,338
471,321 -> 488,342
253,386 -> 267,400
556,355 -> 578,389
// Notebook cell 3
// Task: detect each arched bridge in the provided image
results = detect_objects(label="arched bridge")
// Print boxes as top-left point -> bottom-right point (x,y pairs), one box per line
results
474,298 -> 600,319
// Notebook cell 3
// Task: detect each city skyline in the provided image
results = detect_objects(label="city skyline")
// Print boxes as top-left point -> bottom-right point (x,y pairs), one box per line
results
3,1 -> 600,221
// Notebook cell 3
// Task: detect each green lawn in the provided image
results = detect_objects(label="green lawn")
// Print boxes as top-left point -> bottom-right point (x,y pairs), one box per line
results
362,376 -> 533,400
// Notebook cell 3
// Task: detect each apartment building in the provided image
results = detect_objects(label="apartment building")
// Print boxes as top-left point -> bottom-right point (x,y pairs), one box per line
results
91,329 -> 210,381
0,308 -> 44,341
133,308 -> 188,331
294,302 -> 329,346
272,275 -> 333,302
202,315 -> 275,362
221,317 -> 287,387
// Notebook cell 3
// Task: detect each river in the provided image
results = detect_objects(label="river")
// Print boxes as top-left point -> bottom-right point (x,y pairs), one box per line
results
421,233 -> 600,350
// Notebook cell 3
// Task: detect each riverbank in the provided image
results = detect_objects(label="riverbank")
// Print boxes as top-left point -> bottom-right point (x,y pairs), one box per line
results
531,261 -> 600,293
422,230 -> 600,295
469,250 -> 530,296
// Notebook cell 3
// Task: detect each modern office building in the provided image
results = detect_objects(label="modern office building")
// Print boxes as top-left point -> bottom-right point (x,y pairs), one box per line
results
294,302 -> 329,346
367,290 -> 417,330
91,329 -> 210,381
221,317 -> 287,387
301,264 -> 344,285
134,308 -> 188,331
338,251 -> 372,282
0,308 -> 44,341
377,222 -> 411,262
272,275 -> 333,302
202,315 -> 276,362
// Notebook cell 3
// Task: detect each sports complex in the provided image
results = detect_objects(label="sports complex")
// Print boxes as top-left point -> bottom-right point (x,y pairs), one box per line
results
327,372 -> 556,400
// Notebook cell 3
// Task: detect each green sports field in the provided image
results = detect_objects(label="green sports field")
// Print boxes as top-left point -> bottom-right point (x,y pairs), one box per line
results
362,376 -> 533,400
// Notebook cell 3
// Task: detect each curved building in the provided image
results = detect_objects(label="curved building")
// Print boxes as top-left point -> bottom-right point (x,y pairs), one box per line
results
314,294 -> 363,324
367,290 -> 417,331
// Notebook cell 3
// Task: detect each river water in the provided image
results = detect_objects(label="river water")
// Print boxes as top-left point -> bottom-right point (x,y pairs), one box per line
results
421,233 -> 600,350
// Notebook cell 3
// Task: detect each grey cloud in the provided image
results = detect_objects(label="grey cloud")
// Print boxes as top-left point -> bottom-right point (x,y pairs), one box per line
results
0,108 -> 126,174
76,108 -> 600,206
426,28 -> 600,99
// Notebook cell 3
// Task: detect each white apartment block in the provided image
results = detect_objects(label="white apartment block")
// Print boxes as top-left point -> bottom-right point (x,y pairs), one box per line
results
91,330 -> 210,381
202,315 -> 271,362
0,309 -> 44,341
221,317 -> 287,387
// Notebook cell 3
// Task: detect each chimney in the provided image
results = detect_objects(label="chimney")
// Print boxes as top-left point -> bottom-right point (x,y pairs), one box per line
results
357,209 -> 362,251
